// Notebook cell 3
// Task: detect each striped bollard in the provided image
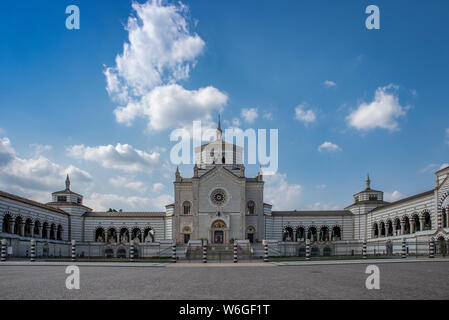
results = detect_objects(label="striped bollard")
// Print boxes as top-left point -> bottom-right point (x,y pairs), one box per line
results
30,240 -> 36,262
263,242 -> 268,263
1,239 -> 6,262
401,238 -> 407,259
171,243 -> 177,263
306,239 -> 311,261
130,240 -> 135,262
362,240 -> 367,260
202,243 -> 207,263
71,240 -> 77,262
429,239 -> 435,259
233,242 -> 238,263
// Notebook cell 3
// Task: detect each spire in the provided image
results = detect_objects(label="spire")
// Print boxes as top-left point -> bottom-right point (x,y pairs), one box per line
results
216,114 -> 223,140
65,174 -> 71,191
366,174 -> 371,190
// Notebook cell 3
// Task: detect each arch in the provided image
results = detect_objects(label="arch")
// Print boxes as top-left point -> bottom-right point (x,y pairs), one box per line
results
307,226 -> 318,242
379,221 -> 386,237
443,208 -> 447,228
295,226 -> 305,242
311,246 -> 320,257
119,227 -> 130,243
402,216 -> 411,234
411,214 -> 420,233
323,246 -> 332,256
57,225 -> 63,241
247,201 -> 255,215
33,220 -> 41,237
319,226 -> 330,242
212,220 -> 227,229
49,223 -> 56,240
131,228 -> 142,242
23,218 -> 33,237
372,222 -> 379,238
42,222 -> 49,239
143,227 -> 154,243
282,226 -> 294,242
95,227 -> 106,243
246,226 -> 255,243
386,219 -> 393,237
14,216 -> 23,236
2,213 -> 12,233
394,218 -> 401,236
107,228 -> 118,243
104,247 -> 114,258
421,211 -> 431,231
332,226 -> 342,241
183,201 -> 191,215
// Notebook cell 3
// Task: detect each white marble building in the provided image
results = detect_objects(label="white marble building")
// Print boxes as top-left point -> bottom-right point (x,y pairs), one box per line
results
1,120 -> 449,258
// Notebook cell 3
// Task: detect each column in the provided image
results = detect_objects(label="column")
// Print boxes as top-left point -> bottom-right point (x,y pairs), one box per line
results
30,222 -> 34,238
410,221 -> 415,234
420,217 -> 425,231
400,221 -> 405,235
20,222 -> 25,237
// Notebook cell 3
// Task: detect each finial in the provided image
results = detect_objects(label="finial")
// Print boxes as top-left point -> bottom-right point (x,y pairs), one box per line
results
366,174 -> 370,190
216,114 -> 223,140
65,174 -> 71,191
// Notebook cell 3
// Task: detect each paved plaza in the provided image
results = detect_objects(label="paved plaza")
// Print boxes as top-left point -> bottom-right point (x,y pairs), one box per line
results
0,260 -> 449,300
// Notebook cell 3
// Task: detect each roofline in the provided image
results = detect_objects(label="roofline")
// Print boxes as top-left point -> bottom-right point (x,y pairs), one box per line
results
0,190 -> 68,216
370,189 -> 434,213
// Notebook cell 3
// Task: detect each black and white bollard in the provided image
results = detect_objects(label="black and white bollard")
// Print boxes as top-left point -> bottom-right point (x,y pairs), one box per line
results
130,240 -> 135,262
362,239 -> 367,260
233,242 -> 238,263
401,238 -> 407,259
263,242 -> 269,263
202,242 -> 207,264
306,239 -> 311,261
30,240 -> 36,262
429,239 -> 435,259
1,239 -> 6,262
71,240 -> 77,262
171,243 -> 177,263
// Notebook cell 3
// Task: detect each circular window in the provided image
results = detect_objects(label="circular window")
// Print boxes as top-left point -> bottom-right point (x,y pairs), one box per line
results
210,188 -> 227,206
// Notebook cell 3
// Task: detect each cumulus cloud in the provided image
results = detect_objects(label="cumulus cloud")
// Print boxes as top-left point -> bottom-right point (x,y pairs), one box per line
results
105,0 -> 227,131
295,103 -> 316,124
384,190 -> 405,202
263,112 -> 273,120
85,192 -> 173,212
346,84 -> 407,132
318,142 -> 342,152
241,108 -> 259,124
109,176 -> 149,193
264,173 -> 302,210
0,137 -> 92,202
68,143 -> 161,173
323,80 -> 337,88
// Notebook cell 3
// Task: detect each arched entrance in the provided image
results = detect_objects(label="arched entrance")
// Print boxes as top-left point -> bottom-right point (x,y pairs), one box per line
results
211,220 -> 227,244
246,226 -> 255,243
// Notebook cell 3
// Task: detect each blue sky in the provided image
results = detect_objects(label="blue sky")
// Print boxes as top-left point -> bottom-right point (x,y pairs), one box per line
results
0,0 -> 448,211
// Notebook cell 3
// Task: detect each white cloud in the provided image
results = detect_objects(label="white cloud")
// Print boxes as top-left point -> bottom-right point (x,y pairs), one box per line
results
295,103 -> 316,124
231,118 -> 241,127
263,111 -> 273,120
68,143 -> 161,173
29,144 -> 53,156
109,176 -> 149,193
346,84 -> 407,132
264,173 -> 302,210
308,202 -> 340,210
114,84 -> 227,130
323,80 -> 337,88
0,137 -> 92,202
241,108 -> 259,124
420,163 -> 449,173
384,190 -> 405,202
104,0 -> 227,131
152,182 -> 165,192
85,192 -> 173,212
318,142 -> 342,153
316,184 -> 327,189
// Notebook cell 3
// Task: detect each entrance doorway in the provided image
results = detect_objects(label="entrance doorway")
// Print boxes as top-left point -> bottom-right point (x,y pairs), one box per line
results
184,233 -> 190,244
214,230 -> 224,244
247,233 -> 254,243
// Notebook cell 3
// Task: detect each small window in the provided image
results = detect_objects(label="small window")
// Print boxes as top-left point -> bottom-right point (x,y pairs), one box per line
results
57,196 -> 67,202
247,201 -> 255,215
183,201 -> 191,215
77,197 -> 81,204
369,194 -> 378,201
